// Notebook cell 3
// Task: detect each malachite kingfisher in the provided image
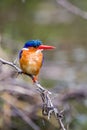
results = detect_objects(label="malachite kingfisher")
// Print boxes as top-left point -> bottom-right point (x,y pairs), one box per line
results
19,40 -> 55,82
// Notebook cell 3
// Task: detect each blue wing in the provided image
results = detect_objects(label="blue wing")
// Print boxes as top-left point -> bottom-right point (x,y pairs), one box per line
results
19,50 -> 23,59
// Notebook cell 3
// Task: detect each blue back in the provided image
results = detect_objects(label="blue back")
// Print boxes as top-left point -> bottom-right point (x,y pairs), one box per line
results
23,40 -> 42,48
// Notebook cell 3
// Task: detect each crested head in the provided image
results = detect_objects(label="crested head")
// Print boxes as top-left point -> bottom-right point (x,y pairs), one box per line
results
23,40 -> 42,48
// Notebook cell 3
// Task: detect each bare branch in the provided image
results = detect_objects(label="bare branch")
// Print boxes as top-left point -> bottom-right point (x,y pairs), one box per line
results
56,0 -> 87,19
61,90 -> 87,102
0,82 -> 35,96
0,58 -> 66,130
0,58 -> 22,73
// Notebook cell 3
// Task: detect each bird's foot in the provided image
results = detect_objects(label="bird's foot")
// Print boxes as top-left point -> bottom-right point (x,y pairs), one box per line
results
32,76 -> 38,83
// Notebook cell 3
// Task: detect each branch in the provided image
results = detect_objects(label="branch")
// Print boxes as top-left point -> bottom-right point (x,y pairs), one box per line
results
0,82 -> 35,96
56,0 -> 87,20
0,58 -> 22,73
0,58 -> 66,130
1,95 -> 40,130
62,90 -> 87,102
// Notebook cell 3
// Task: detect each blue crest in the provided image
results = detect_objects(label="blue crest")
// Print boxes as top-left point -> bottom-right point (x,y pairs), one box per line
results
23,40 -> 42,48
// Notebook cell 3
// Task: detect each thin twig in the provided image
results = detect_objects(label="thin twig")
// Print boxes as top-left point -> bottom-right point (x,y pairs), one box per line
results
56,0 -> 87,20
0,58 -> 66,130
0,58 -> 22,73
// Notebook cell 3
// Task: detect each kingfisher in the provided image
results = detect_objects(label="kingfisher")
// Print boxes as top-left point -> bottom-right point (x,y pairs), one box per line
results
19,40 -> 55,82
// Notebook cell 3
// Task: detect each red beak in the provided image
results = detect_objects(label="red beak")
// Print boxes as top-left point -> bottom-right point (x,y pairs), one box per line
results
38,45 -> 55,50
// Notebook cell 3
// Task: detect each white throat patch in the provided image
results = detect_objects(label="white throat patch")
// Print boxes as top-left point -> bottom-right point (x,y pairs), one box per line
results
22,48 -> 29,51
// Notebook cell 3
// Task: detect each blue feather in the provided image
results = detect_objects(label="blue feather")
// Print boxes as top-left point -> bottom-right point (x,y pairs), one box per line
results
24,40 -> 42,48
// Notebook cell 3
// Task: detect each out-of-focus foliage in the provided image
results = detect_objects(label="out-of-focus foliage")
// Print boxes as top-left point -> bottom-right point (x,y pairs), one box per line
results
0,0 -> 87,130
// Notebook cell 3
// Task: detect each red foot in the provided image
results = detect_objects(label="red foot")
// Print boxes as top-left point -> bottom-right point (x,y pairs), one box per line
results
32,76 -> 38,83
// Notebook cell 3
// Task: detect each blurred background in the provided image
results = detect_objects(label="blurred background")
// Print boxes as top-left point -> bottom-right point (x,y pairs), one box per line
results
0,0 -> 87,130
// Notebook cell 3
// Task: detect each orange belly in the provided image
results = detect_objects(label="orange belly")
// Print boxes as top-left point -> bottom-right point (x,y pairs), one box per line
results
19,48 -> 43,76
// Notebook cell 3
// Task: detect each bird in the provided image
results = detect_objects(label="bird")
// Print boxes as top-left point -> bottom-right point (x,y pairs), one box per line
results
19,40 -> 55,82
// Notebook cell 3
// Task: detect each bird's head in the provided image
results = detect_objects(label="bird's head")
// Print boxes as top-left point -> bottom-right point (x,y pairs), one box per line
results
23,40 -> 55,50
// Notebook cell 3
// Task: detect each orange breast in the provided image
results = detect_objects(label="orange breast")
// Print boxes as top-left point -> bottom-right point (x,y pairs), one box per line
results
19,48 -> 43,76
